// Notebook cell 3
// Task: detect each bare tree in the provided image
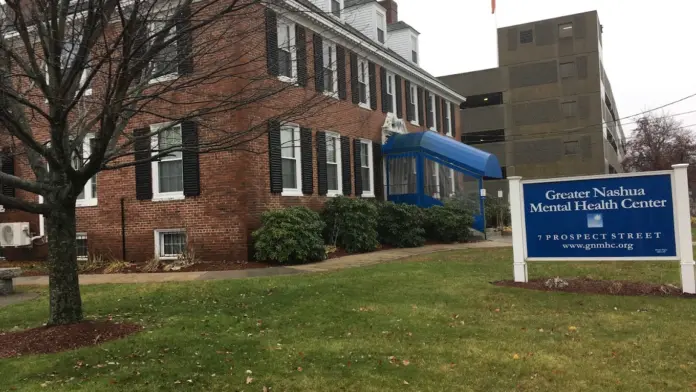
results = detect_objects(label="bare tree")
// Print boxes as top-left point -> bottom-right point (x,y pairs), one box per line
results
0,0 -> 360,325
622,113 -> 696,190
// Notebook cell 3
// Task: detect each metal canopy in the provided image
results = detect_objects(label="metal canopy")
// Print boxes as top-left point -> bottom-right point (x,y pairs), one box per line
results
382,131 -> 503,179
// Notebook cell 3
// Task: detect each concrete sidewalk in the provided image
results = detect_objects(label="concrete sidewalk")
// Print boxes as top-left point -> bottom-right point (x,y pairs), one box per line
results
15,240 -> 510,287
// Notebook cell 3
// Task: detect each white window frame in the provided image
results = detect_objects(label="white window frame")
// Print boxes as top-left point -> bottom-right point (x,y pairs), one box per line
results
375,9 -> 386,45
386,72 -> 397,115
444,101 -> 452,136
45,30 -> 93,96
410,34 -> 419,64
76,134 -> 98,207
76,233 -> 88,261
277,18 -> 297,84
322,40 -> 338,98
410,84 -> 419,125
357,58 -> 370,109
360,139 -> 374,198
280,124 -> 303,196
148,20 -> 179,84
151,122 -> 185,201
154,228 -> 187,260
328,0 -> 343,19
429,93 -> 437,131
445,128 -> 455,197
325,132 -> 342,196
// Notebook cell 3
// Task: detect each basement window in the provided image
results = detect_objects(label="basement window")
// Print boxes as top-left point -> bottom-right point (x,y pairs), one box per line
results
155,229 -> 187,260
76,233 -> 88,261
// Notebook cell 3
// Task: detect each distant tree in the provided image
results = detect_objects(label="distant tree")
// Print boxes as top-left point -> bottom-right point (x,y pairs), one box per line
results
622,113 -> 696,192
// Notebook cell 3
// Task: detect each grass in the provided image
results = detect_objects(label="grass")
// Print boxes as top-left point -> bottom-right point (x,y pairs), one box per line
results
2,247 -> 696,391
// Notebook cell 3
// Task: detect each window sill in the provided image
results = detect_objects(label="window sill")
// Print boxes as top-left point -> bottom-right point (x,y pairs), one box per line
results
281,189 -> 304,197
157,256 -> 180,261
149,73 -> 179,84
361,192 -> 375,198
278,75 -> 297,85
327,191 -> 343,198
76,199 -> 98,208
77,256 -> 88,261
153,193 -> 185,202
410,120 -> 420,126
323,91 -> 339,100
359,103 -> 371,110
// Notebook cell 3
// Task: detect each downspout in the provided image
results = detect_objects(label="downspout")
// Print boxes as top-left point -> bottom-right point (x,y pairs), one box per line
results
120,198 -> 126,260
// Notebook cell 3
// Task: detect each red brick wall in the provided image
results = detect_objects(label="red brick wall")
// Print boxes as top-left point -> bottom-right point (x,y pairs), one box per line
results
0,1 -> 461,263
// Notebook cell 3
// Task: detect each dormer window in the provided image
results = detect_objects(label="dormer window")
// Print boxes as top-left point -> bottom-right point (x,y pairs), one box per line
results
376,10 -> 386,44
331,0 -> 342,18
410,35 -> 418,64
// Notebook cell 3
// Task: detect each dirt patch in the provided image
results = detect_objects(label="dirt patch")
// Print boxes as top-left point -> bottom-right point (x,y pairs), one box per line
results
178,261 -> 270,272
1,260 -> 270,276
0,321 -> 142,358
494,278 -> 696,298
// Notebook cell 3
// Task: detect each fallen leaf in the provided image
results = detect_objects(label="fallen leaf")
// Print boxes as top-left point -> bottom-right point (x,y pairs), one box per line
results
246,370 -> 253,374
538,328 -> 544,332
403,380 -> 409,385
402,359 -> 410,366
494,308 -> 500,312
513,353 -> 520,360
246,376 -> 254,384
568,326 -> 578,332
263,387 -> 269,392
297,367 -> 303,372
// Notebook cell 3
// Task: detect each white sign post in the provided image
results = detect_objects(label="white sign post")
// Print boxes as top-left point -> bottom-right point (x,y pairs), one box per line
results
508,164 -> 695,294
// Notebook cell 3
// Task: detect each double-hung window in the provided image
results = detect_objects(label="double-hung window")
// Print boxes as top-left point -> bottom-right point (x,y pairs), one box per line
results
326,132 -> 342,196
48,30 -> 92,95
277,19 -> 296,82
280,125 -> 302,196
323,41 -> 338,96
151,123 -> 184,200
330,0 -> 342,18
149,20 -> 178,83
357,58 -> 370,107
411,35 -> 418,64
75,135 -> 98,207
410,84 -> 419,125
375,11 -> 386,44
429,93 -> 437,131
444,101 -> 452,136
386,72 -> 396,113
155,229 -> 187,260
360,140 -> 374,197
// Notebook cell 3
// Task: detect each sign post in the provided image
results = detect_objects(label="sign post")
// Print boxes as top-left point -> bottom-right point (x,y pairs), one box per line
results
508,164 -> 695,293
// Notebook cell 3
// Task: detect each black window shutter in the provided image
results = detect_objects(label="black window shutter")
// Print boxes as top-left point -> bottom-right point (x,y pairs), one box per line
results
353,139 -> 362,196
316,131 -> 328,196
451,103 -> 457,138
395,75 -> 403,118
349,52 -> 359,104
372,141 -> 383,200
134,128 -> 152,200
368,62 -> 377,110
265,8 -> 278,76
341,136 -> 351,195
435,96 -> 442,132
336,45 -> 347,100
176,4 -> 193,75
296,25 -> 307,87
425,90 -> 433,128
268,120 -> 282,194
417,86 -> 425,126
181,121 -> 200,197
300,127 -> 313,195
441,99 -> 448,134
405,80 -> 413,121
313,33 -> 323,92
380,66 -> 388,113
1,151 -> 14,198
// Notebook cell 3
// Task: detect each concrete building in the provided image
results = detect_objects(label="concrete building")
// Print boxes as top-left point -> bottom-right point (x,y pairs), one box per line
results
439,11 -> 625,196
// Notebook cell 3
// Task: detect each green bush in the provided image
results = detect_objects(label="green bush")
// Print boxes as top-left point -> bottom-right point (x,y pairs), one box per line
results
377,202 -> 426,248
423,203 -> 474,243
322,196 -> 379,253
485,197 -> 511,228
253,207 -> 326,264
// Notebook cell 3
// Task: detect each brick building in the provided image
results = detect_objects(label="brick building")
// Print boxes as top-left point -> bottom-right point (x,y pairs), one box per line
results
0,0 -> 466,262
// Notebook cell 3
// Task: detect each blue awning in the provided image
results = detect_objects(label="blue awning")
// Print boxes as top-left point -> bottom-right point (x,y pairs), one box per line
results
382,131 -> 503,178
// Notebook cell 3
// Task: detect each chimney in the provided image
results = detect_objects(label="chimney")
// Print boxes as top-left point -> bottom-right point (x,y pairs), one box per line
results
378,0 -> 398,24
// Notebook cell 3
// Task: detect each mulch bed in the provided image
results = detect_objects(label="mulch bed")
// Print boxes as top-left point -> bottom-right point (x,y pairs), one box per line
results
494,278 -> 696,298
0,321 -> 142,358
1,261 -> 270,277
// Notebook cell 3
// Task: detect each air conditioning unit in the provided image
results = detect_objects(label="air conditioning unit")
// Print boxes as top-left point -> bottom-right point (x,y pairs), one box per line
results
0,222 -> 31,247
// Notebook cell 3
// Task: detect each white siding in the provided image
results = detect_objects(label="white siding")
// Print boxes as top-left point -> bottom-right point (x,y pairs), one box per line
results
387,29 -> 417,64
308,0 -> 326,11
344,3 -> 379,42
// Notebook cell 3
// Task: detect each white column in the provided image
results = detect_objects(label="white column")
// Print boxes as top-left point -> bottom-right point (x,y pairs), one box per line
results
672,164 -> 695,294
508,176 -> 528,282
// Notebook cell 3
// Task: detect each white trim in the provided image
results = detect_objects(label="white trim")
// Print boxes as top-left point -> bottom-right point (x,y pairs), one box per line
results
277,18 -> 298,84
360,139 -> 375,198
357,57 -> 370,108
445,101 -> 452,136
409,83 -> 419,125
275,1 -> 466,103
322,40 -> 339,98
386,71 -> 397,116
76,133 -> 98,208
375,9 -> 386,45
325,132 -> 342,196
327,0 -> 344,20
520,169 -> 674,185
154,228 -> 187,260
151,122 -> 185,201
428,92 -> 437,131
148,20 -> 179,84
280,124 -> 303,196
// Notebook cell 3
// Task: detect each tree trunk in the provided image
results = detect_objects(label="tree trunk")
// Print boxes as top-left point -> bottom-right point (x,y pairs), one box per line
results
46,202 -> 83,325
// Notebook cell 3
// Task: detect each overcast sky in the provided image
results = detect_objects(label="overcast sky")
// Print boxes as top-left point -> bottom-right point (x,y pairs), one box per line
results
397,0 -> 696,135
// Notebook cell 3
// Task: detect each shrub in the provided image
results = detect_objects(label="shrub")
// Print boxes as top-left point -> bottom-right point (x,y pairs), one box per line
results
376,202 -> 426,247
322,196 -> 379,253
253,207 -> 326,264
423,204 -> 474,243
485,197 -> 511,228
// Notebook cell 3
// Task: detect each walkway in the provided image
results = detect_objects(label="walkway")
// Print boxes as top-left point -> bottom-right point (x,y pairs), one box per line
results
15,241 -> 510,287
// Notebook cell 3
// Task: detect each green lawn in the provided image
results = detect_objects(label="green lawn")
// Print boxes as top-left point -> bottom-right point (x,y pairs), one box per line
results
2,248 -> 696,391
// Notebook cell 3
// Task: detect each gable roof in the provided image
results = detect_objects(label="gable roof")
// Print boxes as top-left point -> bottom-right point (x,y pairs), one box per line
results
387,21 -> 419,34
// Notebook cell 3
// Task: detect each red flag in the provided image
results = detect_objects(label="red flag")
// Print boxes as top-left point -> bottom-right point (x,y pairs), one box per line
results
491,0 -> 496,14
